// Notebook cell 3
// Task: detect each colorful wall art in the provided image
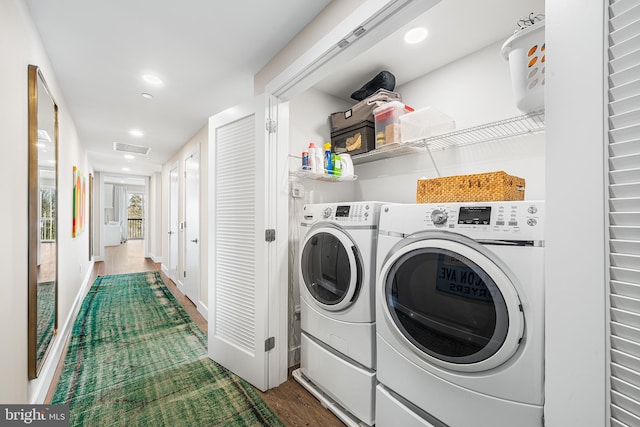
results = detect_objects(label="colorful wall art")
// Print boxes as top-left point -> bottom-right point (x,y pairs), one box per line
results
72,166 -> 86,237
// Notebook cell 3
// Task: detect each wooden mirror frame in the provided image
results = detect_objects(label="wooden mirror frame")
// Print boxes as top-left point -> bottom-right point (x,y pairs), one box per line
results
28,64 -> 59,379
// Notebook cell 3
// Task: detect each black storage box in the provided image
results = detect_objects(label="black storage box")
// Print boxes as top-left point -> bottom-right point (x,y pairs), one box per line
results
329,89 -> 401,132
330,120 -> 375,156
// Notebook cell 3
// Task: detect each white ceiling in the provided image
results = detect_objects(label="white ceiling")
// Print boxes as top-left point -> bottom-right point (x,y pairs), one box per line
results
25,0 -> 332,177
25,0 -> 544,179
316,0 -> 545,101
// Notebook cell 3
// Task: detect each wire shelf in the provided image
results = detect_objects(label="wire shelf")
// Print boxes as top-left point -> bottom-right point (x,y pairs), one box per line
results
290,169 -> 357,182
351,108 -> 545,165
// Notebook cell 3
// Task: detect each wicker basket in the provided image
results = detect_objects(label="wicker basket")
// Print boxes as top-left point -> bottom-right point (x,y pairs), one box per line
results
416,171 -> 525,203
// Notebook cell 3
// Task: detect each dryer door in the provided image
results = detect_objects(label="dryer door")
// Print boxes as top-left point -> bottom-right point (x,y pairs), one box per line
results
380,234 -> 524,372
299,226 -> 362,312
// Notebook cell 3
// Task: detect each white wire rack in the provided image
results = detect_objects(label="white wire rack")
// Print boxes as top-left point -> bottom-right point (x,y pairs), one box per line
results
352,108 -> 545,165
290,168 -> 357,182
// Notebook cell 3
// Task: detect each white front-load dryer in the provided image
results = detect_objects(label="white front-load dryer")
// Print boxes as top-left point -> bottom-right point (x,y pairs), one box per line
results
375,202 -> 545,427
295,201 -> 385,427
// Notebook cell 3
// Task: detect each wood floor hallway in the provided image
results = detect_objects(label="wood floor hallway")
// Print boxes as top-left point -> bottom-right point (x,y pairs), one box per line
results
45,241 -> 343,427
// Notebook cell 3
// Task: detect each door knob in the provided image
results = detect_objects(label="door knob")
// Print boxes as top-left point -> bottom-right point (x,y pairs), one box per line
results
191,238 -> 198,243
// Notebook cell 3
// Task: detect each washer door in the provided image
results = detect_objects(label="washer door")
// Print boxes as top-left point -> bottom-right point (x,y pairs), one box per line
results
380,234 -> 524,372
299,226 -> 362,311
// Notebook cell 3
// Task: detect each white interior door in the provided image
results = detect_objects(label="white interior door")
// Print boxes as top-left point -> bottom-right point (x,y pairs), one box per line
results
184,150 -> 200,305
168,165 -> 179,283
208,94 -> 287,392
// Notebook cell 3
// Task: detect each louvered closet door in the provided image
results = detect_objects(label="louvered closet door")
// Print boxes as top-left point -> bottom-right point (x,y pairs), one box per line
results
608,1 -> 640,425
208,95 -> 270,391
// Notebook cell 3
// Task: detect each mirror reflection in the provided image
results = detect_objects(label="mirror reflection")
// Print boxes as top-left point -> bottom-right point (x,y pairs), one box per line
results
28,64 -> 58,379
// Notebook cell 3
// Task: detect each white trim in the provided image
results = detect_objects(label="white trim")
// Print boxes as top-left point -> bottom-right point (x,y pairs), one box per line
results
197,301 -> 208,320
161,263 -> 170,276
150,255 -> 163,264
268,97 -> 289,388
176,279 -> 185,294
143,175 -> 150,258
544,0 -> 607,424
28,261 -> 95,403
265,0 -> 440,100
92,255 -> 104,262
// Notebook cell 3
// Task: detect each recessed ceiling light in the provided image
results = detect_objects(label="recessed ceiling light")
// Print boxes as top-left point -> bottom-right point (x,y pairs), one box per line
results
129,129 -> 144,138
141,93 -> 153,99
404,27 -> 428,44
122,167 -> 131,172
124,154 -> 135,160
142,74 -> 163,85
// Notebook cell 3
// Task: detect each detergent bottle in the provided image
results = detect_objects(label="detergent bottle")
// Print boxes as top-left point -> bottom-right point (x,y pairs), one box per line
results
323,142 -> 333,174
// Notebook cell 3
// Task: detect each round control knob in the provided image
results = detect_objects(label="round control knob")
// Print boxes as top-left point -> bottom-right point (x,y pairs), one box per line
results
322,207 -> 332,219
431,209 -> 448,226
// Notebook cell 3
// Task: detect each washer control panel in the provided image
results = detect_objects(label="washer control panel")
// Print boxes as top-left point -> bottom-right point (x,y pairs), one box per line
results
303,202 -> 384,225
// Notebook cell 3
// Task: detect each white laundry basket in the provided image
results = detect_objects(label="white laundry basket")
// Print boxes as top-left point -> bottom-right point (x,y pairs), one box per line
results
501,20 -> 545,112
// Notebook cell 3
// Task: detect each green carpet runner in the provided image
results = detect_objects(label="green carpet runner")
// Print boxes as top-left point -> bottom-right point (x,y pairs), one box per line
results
52,271 -> 283,426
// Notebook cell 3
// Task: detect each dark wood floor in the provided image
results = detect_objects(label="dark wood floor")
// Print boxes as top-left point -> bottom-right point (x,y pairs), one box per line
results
45,240 -> 343,427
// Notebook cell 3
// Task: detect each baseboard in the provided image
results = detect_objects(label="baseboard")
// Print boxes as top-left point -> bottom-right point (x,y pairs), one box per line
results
176,280 -> 185,293
161,264 -> 169,276
28,261 -> 95,404
93,255 -> 104,262
150,255 -> 163,263
197,301 -> 208,320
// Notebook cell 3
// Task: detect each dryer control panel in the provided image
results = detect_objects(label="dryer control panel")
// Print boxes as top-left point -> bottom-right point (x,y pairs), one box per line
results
379,201 -> 544,241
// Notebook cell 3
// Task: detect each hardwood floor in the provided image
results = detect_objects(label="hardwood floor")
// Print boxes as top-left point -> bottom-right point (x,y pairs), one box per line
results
45,240 -> 343,427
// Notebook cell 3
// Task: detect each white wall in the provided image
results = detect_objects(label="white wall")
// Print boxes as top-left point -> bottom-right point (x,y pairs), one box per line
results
289,87 -> 357,204
1,0 -> 92,403
286,87 -> 357,366
356,40 -> 545,203
544,0 -> 606,425
161,124 -> 209,315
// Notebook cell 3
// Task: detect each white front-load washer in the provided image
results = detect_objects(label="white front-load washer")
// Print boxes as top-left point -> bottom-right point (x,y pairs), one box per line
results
375,201 -> 545,427
294,201 -> 384,427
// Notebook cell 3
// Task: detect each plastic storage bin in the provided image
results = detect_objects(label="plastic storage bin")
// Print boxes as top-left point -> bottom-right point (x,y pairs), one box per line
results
329,89 -> 401,132
330,120 -> 375,156
501,19 -> 545,112
400,107 -> 456,143
373,101 -> 414,148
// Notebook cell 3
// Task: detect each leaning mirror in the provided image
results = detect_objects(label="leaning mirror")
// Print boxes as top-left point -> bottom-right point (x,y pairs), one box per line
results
28,64 -> 58,379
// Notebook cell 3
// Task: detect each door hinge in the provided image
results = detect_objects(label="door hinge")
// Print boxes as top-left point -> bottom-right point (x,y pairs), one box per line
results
184,271 -> 187,278
265,229 -> 276,242
265,337 -> 275,352
266,119 -> 277,134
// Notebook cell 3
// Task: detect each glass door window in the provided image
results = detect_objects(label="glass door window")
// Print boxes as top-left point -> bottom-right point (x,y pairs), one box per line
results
300,229 -> 361,309
385,246 -> 511,366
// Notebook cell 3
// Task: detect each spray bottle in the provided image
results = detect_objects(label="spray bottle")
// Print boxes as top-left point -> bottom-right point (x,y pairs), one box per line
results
308,142 -> 317,172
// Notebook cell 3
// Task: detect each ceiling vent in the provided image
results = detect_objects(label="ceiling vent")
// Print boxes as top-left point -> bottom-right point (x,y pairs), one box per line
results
113,141 -> 151,155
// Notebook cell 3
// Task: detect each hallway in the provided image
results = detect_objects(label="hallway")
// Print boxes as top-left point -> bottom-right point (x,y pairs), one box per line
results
45,241 -> 342,426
